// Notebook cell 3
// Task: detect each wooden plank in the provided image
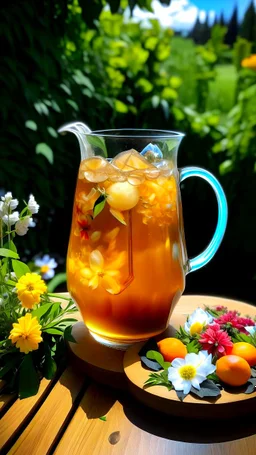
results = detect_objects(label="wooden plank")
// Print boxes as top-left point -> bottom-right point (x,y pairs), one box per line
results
0,378 -> 51,452
0,393 -> 16,414
7,367 -> 84,455
54,384 -> 256,455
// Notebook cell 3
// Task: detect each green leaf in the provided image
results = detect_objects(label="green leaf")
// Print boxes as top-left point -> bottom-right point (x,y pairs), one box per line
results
114,99 -> 128,113
18,353 -> 40,399
43,344 -> 57,379
36,143 -> 54,164
9,240 -> 17,253
146,350 -> 165,369
245,378 -> 256,394
47,273 -> 67,293
144,370 -> 172,391
44,328 -> 64,336
219,159 -> 233,176
86,136 -> 107,157
47,127 -> 58,138
32,303 -> 55,321
0,354 -> 21,379
251,368 -> 256,378
152,95 -> 160,108
12,260 -> 30,278
191,380 -> 221,398
0,248 -> 19,259
67,99 -> 79,111
64,325 -> 77,343
93,195 -> 106,218
175,390 -> 188,401
99,416 -> 107,421
25,120 -> 37,131
186,340 -> 201,354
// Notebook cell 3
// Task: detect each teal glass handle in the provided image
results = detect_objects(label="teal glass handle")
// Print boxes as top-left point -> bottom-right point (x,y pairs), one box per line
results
179,167 -> 228,273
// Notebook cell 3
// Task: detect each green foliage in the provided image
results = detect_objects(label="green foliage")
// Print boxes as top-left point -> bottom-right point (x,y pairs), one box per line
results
1,0 -> 256,288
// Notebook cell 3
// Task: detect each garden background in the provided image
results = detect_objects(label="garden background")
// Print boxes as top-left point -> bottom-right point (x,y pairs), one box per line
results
1,0 -> 256,302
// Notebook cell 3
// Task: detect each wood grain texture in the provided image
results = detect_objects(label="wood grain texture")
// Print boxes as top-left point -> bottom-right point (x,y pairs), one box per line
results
7,368 -> 85,455
54,382 -> 256,455
124,295 -> 256,418
0,379 -> 52,451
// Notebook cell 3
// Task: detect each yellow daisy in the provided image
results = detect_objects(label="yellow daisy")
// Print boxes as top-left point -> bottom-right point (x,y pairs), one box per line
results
9,313 -> 43,354
16,273 -> 47,309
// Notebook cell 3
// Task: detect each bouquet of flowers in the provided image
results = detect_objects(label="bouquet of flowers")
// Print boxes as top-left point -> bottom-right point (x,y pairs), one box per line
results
141,307 -> 256,400
0,192 -> 77,398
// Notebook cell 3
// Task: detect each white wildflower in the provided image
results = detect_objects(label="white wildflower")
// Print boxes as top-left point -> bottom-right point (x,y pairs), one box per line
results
28,194 -> 39,214
184,308 -> 213,336
168,351 -> 216,395
15,217 -> 31,236
2,211 -> 20,226
1,192 -> 18,211
35,254 -> 58,279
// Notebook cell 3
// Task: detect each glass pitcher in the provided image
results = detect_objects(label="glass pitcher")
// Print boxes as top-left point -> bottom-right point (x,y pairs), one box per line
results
59,123 -> 227,348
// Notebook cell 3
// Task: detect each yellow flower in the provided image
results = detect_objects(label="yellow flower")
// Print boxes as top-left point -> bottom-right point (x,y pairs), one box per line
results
241,54 -> 256,71
80,249 -> 125,294
138,175 -> 177,225
9,313 -> 43,354
16,273 -> 47,309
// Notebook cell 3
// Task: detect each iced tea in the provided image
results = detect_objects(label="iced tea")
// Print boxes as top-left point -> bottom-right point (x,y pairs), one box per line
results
67,148 -> 186,344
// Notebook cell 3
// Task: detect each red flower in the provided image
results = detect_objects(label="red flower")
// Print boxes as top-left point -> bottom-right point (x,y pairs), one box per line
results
215,311 -> 255,334
215,305 -> 228,313
199,323 -> 233,357
76,215 -> 92,240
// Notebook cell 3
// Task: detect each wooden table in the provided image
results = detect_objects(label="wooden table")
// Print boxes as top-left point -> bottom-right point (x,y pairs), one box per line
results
1,296 -> 256,455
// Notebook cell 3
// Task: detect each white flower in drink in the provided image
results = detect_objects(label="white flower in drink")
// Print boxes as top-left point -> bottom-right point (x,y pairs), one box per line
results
184,307 -> 213,336
28,194 -> 39,214
2,211 -> 20,226
168,351 -> 216,395
15,216 -> 31,236
245,326 -> 256,336
1,192 -> 19,211
35,254 -> 57,279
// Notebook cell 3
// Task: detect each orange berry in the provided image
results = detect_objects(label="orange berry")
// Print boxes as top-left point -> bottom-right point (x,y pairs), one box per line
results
231,342 -> 256,367
216,355 -> 251,387
157,337 -> 187,363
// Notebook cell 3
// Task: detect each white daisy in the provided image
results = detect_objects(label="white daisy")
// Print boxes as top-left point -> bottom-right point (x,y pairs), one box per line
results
184,307 -> 213,336
168,351 -> 216,395
35,254 -> 57,280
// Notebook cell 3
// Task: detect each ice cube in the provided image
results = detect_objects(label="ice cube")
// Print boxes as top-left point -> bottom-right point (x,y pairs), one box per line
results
140,143 -> 163,161
127,171 -> 145,186
112,149 -> 154,171
82,156 -> 113,183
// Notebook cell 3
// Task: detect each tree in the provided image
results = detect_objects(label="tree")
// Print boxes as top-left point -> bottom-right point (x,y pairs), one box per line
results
219,12 -> 226,27
240,0 -> 256,42
189,14 -> 203,43
225,5 -> 238,46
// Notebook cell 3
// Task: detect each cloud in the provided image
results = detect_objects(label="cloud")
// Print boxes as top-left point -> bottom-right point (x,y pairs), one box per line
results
130,0 -> 210,32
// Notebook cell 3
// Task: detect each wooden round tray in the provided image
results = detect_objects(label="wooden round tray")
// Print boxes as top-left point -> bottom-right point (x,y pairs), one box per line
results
123,295 -> 256,418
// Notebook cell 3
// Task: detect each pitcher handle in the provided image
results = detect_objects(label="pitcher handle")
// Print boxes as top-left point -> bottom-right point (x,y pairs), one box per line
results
179,166 -> 228,273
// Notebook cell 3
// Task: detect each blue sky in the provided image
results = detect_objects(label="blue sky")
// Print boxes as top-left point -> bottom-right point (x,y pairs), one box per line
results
193,1 -> 254,20
132,0 -> 256,32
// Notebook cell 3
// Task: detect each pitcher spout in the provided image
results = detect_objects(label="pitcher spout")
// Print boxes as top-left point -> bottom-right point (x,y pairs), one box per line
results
58,122 -> 93,160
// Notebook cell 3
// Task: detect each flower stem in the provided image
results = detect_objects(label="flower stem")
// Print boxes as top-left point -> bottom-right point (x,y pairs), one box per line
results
47,293 -> 72,301
0,219 -> 3,247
